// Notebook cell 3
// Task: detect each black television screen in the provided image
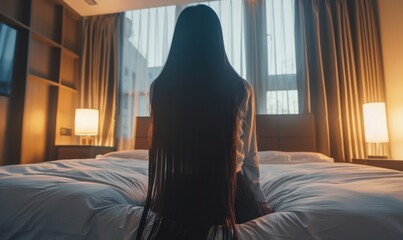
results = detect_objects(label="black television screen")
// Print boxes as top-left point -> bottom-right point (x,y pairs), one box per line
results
0,23 -> 17,96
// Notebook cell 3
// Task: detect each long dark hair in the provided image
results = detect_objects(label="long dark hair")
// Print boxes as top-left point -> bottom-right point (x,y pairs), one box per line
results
136,5 -> 245,240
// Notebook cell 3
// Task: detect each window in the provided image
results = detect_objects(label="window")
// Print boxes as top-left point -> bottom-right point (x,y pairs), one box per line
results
121,7 -> 176,117
118,2 -> 300,138
118,7 -> 177,146
266,0 -> 298,114
118,1 -> 301,149
122,1 -> 297,117
267,90 -> 298,114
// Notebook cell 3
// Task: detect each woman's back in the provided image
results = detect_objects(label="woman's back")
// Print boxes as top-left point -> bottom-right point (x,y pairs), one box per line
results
137,5 -> 246,240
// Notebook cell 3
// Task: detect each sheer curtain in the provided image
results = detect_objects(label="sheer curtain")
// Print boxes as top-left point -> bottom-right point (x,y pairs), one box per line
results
243,0 -> 269,114
117,0 -> 298,150
117,7 -> 176,150
265,0 -> 298,114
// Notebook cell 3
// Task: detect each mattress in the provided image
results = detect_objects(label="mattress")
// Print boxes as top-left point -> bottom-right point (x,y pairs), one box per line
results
0,154 -> 403,239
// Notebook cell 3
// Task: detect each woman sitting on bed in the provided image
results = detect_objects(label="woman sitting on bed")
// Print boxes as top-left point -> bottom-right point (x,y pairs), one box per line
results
136,5 -> 271,240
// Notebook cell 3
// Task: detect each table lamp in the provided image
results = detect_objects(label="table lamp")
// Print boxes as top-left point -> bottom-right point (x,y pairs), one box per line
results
363,102 -> 389,158
75,108 -> 99,145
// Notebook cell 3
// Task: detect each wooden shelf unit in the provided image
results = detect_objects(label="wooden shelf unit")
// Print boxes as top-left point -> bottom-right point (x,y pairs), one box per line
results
0,0 -> 83,164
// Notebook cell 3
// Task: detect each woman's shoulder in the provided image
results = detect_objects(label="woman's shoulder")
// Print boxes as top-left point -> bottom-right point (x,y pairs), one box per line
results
240,79 -> 254,97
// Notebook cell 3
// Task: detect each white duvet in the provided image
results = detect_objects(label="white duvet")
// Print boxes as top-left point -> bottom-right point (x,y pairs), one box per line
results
1,158 -> 403,239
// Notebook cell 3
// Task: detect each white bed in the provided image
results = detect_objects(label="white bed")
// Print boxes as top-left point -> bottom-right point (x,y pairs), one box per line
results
1,150 -> 403,239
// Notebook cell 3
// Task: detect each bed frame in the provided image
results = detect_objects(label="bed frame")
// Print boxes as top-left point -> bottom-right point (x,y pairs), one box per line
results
135,114 -> 316,152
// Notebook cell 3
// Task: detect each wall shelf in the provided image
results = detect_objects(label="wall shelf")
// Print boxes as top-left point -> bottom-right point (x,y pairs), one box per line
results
0,12 -> 29,30
31,30 -> 62,48
59,84 -> 78,93
28,74 -> 60,87
62,48 -> 79,59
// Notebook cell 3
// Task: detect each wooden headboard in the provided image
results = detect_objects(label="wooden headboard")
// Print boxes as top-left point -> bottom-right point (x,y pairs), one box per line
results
135,114 -> 316,152
255,114 -> 316,152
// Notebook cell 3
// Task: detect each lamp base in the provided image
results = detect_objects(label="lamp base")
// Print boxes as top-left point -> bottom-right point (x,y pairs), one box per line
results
80,136 -> 94,145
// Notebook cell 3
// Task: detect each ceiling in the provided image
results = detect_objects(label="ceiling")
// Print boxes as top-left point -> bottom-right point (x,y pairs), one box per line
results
62,0 -> 213,16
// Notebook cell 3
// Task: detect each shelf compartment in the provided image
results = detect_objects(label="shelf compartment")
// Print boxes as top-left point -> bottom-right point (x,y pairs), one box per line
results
31,0 -> 63,44
60,51 -> 79,89
63,10 -> 82,54
28,74 -> 59,87
0,0 -> 31,26
29,37 -> 61,83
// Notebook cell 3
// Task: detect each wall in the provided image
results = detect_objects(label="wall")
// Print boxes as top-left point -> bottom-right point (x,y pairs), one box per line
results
0,97 -> 8,165
378,0 -> 403,159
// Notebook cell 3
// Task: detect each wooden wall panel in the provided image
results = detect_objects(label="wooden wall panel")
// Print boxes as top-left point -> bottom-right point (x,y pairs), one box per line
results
278,114 -> 315,137
134,117 -> 150,150
256,115 -> 278,137
0,97 -> 8,165
279,138 -> 316,152
21,79 -> 51,164
378,0 -> 403,159
135,114 -> 317,153
135,117 -> 150,138
55,88 -> 78,145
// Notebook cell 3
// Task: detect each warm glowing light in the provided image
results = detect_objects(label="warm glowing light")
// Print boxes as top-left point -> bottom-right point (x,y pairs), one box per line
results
363,102 -> 389,143
75,108 -> 99,136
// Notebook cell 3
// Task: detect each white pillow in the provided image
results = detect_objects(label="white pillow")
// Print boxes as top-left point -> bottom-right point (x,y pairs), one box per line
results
258,151 -> 333,164
97,149 -> 149,160
287,151 -> 333,163
258,151 -> 291,164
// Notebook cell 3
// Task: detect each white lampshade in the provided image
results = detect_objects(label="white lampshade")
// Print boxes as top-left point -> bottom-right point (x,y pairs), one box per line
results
75,108 -> 99,136
363,102 -> 389,143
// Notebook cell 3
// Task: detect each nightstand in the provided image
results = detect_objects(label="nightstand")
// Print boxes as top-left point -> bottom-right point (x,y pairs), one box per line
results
352,158 -> 403,171
56,145 -> 116,160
